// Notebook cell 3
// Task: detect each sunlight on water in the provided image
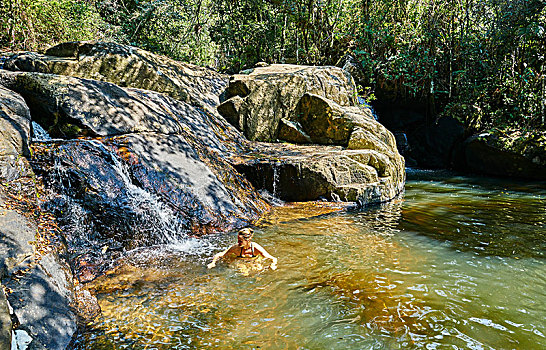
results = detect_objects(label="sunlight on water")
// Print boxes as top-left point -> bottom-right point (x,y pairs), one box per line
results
72,172 -> 546,349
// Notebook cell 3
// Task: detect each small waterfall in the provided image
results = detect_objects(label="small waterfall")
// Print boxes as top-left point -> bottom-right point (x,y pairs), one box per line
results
272,162 -> 280,197
90,140 -> 185,244
32,122 -> 52,141
45,139 -> 191,247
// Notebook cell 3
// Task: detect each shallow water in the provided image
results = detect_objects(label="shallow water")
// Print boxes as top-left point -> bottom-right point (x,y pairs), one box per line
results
72,171 -> 546,349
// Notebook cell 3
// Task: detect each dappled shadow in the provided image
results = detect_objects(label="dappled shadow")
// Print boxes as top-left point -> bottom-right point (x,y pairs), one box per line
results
4,254 -> 77,349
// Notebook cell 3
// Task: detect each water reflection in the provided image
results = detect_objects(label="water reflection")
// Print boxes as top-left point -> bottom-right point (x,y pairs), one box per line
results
72,173 -> 546,349
402,169 -> 546,258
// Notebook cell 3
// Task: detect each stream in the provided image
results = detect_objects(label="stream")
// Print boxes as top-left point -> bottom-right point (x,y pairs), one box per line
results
71,170 -> 546,349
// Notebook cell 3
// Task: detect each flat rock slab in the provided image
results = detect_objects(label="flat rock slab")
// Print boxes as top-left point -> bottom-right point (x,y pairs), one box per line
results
230,142 -> 404,205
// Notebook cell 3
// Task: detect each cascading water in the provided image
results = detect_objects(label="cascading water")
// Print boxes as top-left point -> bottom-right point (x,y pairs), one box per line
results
33,137 -> 219,271
32,121 -> 52,142
92,140 -> 184,245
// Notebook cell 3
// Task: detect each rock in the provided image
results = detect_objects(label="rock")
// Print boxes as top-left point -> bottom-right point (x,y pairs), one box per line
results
4,253 -> 77,350
341,54 -> 367,89
231,143 -> 404,205
0,191 -> 79,350
218,64 -> 357,141
0,85 -> 32,181
44,41 -> 82,58
0,286 -> 10,350
461,131 -> 546,180
32,134 -> 268,249
1,68 -> 268,238
0,71 -> 184,138
291,93 -> 355,145
216,65 -> 404,205
0,195 -> 36,270
278,119 -> 312,144
216,95 -> 244,131
4,41 -> 228,112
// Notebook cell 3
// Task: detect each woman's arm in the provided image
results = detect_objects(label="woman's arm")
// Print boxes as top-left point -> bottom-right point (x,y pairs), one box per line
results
253,243 -> 278,270
207,246 -> 235,269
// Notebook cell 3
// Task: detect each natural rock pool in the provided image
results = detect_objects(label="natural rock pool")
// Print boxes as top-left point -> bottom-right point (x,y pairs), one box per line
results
71,170 -> 545,349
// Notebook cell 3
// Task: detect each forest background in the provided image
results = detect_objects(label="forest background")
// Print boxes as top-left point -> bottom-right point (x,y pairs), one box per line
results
1,0 -> 545,134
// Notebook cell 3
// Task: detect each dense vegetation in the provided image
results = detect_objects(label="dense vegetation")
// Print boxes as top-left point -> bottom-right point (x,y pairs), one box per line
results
1,0 -> 545,132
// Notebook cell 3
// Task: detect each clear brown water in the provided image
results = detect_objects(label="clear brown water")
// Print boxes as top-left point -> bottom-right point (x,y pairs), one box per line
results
72,171 -> 546,349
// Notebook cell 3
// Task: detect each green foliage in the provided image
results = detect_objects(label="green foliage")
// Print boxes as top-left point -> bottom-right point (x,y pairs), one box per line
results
2,0 -> 544,131
350,0 -> 546,131
0,0 -> 103,52
96,0 -> 218,66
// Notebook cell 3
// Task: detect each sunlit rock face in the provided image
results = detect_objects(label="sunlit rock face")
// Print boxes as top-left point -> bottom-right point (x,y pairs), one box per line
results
218,64 -> 358,142
4,41 -> 228,113
218,64 -> 405,205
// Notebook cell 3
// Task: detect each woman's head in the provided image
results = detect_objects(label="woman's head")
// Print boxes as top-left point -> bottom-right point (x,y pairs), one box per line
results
237,228 -> 253,246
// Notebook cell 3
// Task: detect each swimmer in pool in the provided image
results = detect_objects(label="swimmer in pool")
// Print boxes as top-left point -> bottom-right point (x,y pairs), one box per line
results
207,228 -> 278,270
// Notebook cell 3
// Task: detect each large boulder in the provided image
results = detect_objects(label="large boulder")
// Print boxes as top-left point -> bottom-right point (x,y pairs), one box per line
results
218,64 -> 357,141
460,131 -> 546,180
218,66 -> 405,204
0,182 -> 97,349
4,41 -> 228,112
0,70 -> 268,235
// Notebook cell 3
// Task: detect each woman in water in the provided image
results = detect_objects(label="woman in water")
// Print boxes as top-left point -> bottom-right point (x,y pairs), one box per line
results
207,228 -> 278,270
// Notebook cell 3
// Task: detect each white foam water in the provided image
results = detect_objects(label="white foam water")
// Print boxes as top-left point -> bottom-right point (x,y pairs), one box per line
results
31,121 -> 52,141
